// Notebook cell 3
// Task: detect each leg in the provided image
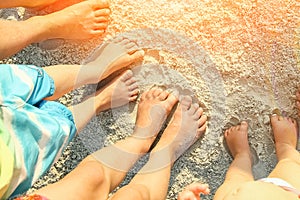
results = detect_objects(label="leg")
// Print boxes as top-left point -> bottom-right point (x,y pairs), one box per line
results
0,0 -> 58,8
32,88 -> 178,200
0,0 -> 110,60
268,115 -> 300,189
110,96 -> 207,200
214,121 -> 254,200
69,70 -> 139,131
44,37 -> 144,100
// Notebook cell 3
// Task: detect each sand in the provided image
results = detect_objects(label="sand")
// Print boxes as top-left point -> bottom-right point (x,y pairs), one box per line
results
1,0 -> 300,199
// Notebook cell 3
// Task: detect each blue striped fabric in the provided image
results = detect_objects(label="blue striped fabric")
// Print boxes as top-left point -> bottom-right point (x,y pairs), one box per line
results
0,64 -> 77,198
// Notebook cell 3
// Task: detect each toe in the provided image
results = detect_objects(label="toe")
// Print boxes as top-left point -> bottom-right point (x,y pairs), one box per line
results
129,95 -> 138,102
152,88 -> 164,98
180,96 -> 193,111
145,88 -> 156,99
240,121 -> 248,131
93,23 -> 109,31
95,16 -> 109,23
165,91 -> 179,107
130,89 -> 139,96
197,122 -> 207,135
94,8 -> 110,17
128,83 -> 138,91
120,70 -> 134,81
158,90 -> 170,101
120,38 -> 131,45
188,103 -> 199,115
125,78 -> 137,86
129,49 -> 145,59
224,129 -> 229,137
198,114 -> 207,127
193,107 -> 204,120
125,42 -> 137,50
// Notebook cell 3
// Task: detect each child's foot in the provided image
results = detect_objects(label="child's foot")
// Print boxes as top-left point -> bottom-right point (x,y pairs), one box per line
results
84,36 -> 145,81
133,88 -> 179,146
224,121 -> 252,163
296,88 -> 300,117
32,0 -> 110,40
178,182 -> 210,200
153,95 -> 207,162
270,114 -> 298,160
95,70 -> 139,112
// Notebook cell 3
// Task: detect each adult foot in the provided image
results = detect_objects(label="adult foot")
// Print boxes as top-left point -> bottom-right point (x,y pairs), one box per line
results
296,88 -> 300,117
30,0 -> 110,40
94,70 -> 139,112
270,114 -> 298,160
153,96 -> 207,162
84,36 -> 145,81
224,121 -> 252,163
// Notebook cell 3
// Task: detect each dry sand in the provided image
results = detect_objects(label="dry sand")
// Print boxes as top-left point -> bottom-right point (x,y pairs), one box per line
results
1,0 -> 300,199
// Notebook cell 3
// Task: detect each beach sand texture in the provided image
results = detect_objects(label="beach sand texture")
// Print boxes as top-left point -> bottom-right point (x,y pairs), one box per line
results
1,0 -> 299,199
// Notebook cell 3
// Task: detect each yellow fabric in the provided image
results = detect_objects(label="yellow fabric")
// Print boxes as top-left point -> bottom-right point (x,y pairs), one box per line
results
0,119 -> 14,199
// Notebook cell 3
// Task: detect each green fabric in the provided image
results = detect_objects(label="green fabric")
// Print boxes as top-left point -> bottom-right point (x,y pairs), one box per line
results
0,108 -> 14,199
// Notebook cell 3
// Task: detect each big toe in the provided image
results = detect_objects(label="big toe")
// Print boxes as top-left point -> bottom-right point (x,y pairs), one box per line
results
180,95 -> 193,111
120,70 -> 134,82
239,121 -> 248,131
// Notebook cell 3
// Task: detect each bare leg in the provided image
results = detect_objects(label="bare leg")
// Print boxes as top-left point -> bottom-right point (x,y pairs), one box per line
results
0,0 -> 58,8
44,37 -> 144,100
268,115 -> 300,189
33,88 -> 178,200
110,96 -> 207,200
214,121 -> 254,200
0,0 -> 110,60
69,70 -> 139,131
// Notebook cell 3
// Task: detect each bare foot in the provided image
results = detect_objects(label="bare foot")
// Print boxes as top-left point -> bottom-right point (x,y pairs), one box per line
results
94,70 -> 139,112
270,114 -> 298,159
84,36 -> 145,81
133,88 -> 179,141
178,182 -> 210,200
32,0 -> 110,40
153,96 -> 207,162
224,121 -> 252,162
296,88 -> 300,117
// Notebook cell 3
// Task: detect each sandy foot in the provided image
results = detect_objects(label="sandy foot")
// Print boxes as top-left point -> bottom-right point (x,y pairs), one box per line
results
84,36 -> 145,81
41,0 -> 110,40
178,182 -> 210,200
270,115 -> 298,151
95,70 -> 139,112
224,121 -> 252,162
133,88 -> 179,140
154,95 -> 207,161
